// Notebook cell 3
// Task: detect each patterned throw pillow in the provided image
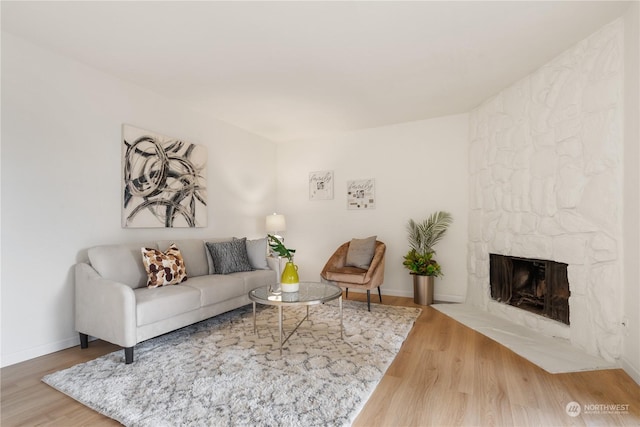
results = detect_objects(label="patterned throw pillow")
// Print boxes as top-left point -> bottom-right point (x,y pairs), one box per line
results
141,244 -> 188,288
206,238 -> 254,274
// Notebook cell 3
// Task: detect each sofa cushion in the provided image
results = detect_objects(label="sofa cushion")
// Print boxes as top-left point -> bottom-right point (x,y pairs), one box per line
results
203,238 -> 234,274
206,238 -> 253,275
244,237 -> 269,270
141,244 -> 188,288
184,275 -> 246,306
346,236 -> 377,269
88,242 -> 158,289
157,239 -> 209,277
231,269 -> 277,291
134,285 -> 201,326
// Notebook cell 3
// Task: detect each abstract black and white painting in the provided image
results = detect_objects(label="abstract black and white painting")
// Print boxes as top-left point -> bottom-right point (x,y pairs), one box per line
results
122,125 -> 207,228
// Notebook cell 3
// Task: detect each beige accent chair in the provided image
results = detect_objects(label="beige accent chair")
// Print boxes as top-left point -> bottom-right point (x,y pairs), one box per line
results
320,240 -> 386,311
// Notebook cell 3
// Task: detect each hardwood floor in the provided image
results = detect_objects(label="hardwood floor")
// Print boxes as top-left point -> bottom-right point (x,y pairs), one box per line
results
2,294 -> 639,426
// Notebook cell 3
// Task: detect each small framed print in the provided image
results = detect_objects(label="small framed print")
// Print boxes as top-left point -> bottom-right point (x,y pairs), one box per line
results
347,179 -> 375,210
309,170 -> 334,200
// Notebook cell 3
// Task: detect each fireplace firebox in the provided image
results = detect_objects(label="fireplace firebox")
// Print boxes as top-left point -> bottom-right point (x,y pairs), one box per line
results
489,254 -> 570,325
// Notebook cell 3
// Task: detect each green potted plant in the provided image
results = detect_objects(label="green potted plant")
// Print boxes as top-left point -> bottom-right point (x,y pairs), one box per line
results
402,211 -> 452,305
267,234 -> 299,292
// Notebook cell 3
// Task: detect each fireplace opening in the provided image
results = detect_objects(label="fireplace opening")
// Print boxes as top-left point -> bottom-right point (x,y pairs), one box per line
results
490,254 -> 570,325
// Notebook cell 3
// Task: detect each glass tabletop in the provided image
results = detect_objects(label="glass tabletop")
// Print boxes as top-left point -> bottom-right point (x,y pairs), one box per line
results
249,281 -> 342,305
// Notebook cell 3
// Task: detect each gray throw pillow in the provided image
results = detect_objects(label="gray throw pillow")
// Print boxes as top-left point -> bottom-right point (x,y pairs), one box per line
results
345,236 -> 377,269
244,237 -> 269,270
206,238 -> 254,274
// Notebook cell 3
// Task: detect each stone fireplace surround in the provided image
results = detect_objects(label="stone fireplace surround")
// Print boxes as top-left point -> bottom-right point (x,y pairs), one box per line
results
466,19 -> 623,363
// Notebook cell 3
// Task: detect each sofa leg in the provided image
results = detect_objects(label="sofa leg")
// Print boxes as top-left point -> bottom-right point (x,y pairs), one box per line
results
345,288 -> 349,299
124,347 -> 134,364
79,333 -> 89,349
366,290 -> 371,311
378,286 -> 382,303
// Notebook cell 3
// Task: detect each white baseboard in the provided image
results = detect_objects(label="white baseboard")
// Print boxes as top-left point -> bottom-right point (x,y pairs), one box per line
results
346,288 -> 414,299
621,357 -> 640,385
346,288 -> 465,303
435,293 -> 466,303
1,335 -> 80,368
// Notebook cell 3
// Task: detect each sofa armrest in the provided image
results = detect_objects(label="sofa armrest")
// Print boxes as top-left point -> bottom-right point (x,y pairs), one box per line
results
266,256 -> 280,272
75,262 -> 138,348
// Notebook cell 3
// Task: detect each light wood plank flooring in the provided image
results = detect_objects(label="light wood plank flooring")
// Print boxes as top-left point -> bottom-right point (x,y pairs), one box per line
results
2,294 -> 639,426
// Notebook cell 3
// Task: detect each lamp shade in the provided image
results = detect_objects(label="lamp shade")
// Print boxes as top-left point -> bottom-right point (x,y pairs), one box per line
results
266,213 -> 286,233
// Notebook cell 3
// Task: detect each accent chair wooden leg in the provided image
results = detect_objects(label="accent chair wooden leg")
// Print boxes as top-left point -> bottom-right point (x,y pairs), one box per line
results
124,347 -> 134,364
366,290 -> 371,311
346,288 -> 349,299
378,286 -> 382,303
79,333 -> 88,349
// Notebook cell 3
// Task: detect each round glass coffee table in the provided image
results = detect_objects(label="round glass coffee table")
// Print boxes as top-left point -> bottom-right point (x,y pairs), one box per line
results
248,281 -> 343,354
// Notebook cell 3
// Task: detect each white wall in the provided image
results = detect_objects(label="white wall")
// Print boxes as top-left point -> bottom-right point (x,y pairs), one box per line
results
3,9 -> 636,385
622,2 -> 640,384
276,114 -> 469,301
0,33 -> 277,367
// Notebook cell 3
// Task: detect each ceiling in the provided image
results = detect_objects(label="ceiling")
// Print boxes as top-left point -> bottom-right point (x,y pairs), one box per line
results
1,1 -> 632,142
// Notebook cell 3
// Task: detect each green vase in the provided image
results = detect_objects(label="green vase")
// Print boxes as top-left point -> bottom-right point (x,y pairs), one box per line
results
281,261 -> 299,292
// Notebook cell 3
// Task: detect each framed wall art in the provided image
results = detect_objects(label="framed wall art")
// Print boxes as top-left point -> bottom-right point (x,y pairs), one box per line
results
309,170 -> 334,200
347,179 -> 375,210
122,124 -> 207,228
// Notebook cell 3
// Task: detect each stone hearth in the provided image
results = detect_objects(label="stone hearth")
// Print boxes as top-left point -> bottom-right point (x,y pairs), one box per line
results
467,19 -> 623,362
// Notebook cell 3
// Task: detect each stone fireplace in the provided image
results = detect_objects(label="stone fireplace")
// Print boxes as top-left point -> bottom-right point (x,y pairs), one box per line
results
489,254 -> 569,325
466,19 -> 624,363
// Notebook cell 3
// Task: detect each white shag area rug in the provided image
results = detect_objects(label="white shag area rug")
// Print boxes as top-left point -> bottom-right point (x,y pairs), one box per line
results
43,301 -> 421,427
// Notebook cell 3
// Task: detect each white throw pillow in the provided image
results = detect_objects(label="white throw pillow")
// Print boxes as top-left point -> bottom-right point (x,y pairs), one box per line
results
345,236 -> 377,269
245,237 -> 269,270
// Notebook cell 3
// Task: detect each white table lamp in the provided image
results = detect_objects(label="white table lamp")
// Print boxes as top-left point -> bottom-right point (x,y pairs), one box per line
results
266,213 -> 286,240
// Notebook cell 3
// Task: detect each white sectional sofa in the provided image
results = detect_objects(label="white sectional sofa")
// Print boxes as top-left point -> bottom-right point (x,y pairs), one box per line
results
75,238 -> 277,363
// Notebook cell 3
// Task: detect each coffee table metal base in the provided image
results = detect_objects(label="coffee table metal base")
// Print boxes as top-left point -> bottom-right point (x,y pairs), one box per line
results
252,297 -> 343,355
